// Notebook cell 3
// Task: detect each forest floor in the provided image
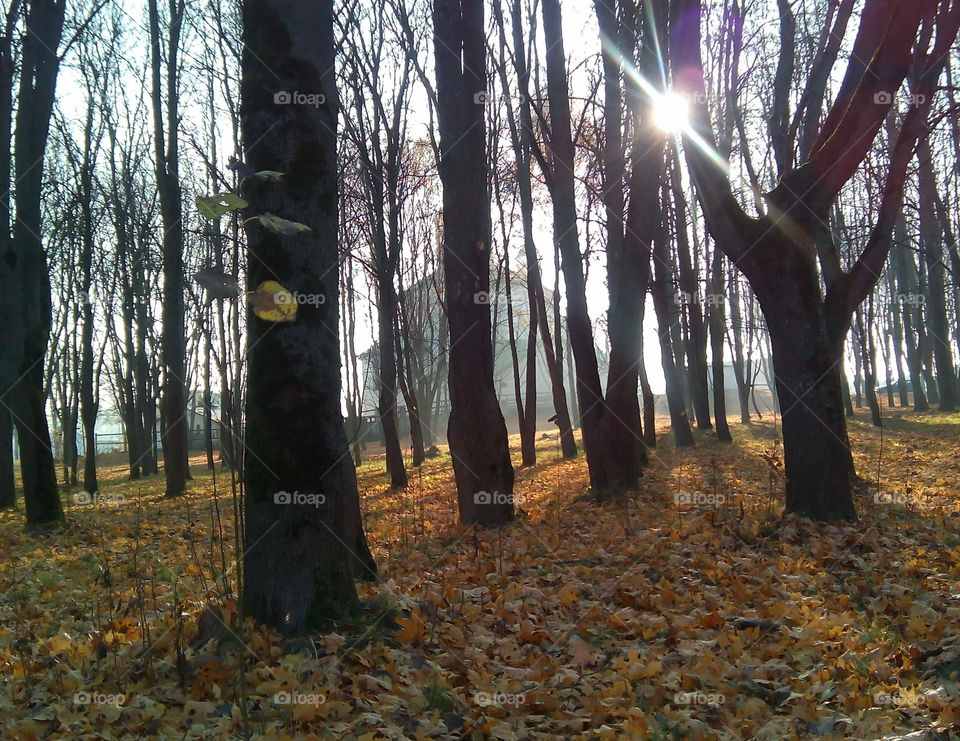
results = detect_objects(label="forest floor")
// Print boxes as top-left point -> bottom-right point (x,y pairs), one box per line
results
0,411 -> 959,739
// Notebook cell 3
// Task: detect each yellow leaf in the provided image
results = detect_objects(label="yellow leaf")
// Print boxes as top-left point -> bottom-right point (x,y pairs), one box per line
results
249,280 -> 297,323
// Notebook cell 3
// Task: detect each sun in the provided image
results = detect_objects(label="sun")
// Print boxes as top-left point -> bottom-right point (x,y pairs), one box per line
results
651,91 -> 690,133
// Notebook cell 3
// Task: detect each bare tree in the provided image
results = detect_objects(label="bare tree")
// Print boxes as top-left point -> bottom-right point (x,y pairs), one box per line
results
433,0 -> 514,525
148,0 -> 189,497
673,0 -> 960,520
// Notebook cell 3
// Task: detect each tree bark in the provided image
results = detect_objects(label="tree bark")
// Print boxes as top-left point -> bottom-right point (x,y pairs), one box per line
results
149,0 -> 189,497
0,405 -> 14,508
670,149 -> 711,429
708,248 -> 732,441
8,0 -> 67,527
241,0 -> 376,634
542,0 -> 624,492
917,139 -> 957,411
651,215 -> 695,447
78,104 -> 98,495
433,0 -> 514,525
376,287 -> 408,487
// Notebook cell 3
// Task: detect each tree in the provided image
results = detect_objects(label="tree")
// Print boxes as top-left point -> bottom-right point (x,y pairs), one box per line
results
433,0 -> 514,525
148,0 -> 189,498
492,0 -> 577,463
240,0 -> 376,634
340,5 -> 417,486
672,0 -> 960,520
540,0 -> 619,494
1,0 -> 70,527
593,0 -> 663,483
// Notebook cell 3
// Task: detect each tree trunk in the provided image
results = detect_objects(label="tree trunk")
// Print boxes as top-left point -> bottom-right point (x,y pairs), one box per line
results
12,369 -> 63,526
0,405 -> 15,508
638,336 -> 657,448
894,220 -> 930,411
149,0 -> 189,498
755,249 -> 856,521
918,139 -> 957,411
889,270 -> 909,407
502,245 -> 534,466
8,0 -> 68,527
727,273 -> 751,424
73,95 -> 99,495
855,309 -> 882,426
501,0 -> 549,465
841,362 -> 855,416
393,290 -> 425,468
80,286 -> 98,494
543,0 -> 624,492
434,0 -> 514,525
708,248 -> 732,441
241,0 -> 376,634
670,151 -> 711,430
651,186 -> 694,447
376,287 -> 408,487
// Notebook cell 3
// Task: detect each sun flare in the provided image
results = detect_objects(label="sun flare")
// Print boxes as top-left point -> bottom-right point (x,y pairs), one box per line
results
651,91 -> 690,133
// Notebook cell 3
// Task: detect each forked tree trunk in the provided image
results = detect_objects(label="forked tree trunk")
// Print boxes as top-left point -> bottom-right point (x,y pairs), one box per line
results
240,0 -> 376,634
434,0 -> 513,526
544,0 -> 635,493
756,248 -> 856,521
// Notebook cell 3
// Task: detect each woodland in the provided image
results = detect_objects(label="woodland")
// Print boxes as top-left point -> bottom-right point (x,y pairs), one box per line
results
0,0 -> 959,738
